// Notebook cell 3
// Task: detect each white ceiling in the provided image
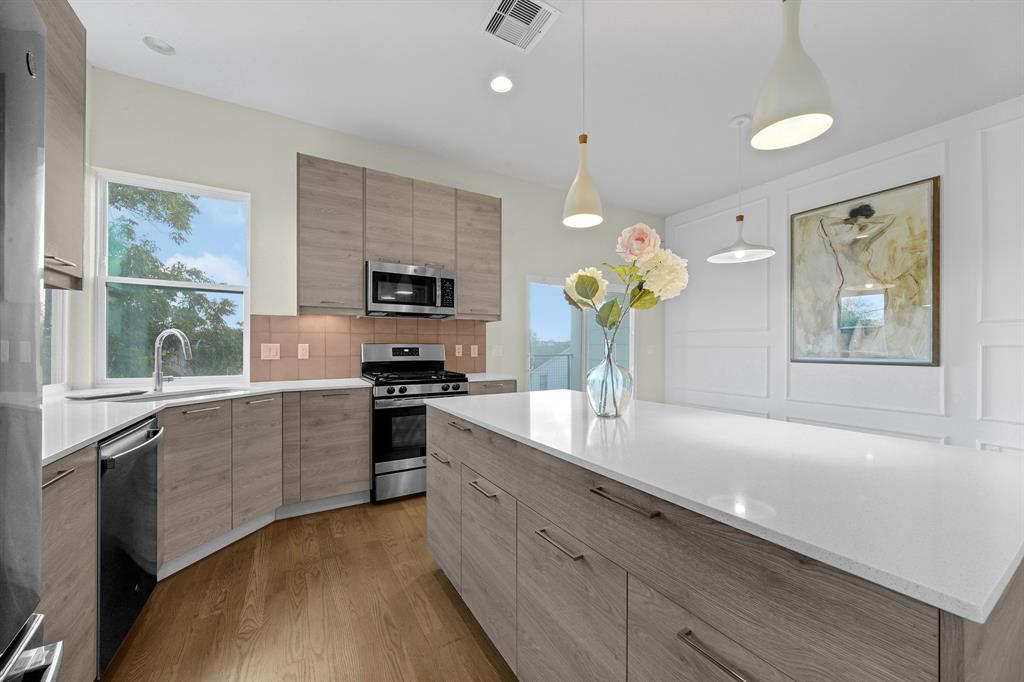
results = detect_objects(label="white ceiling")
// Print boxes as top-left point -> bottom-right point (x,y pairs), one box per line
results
71,0 -> 1024,217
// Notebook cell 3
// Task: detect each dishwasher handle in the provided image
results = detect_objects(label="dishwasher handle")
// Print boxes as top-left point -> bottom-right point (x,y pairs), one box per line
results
101,427 -> 164,471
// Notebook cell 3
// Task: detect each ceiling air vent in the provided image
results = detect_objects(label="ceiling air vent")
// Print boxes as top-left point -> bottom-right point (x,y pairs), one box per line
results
482,0 -> 561,53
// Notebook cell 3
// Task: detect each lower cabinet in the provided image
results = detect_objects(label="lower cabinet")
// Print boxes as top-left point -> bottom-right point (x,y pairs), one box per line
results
159,400 -> 232,565
231,394 -> 283,527
299,388 -> 371,501
516,503 -> 627,682
426,446 -> 461,589
460,465 -> 517,671
40,445 -> 97,682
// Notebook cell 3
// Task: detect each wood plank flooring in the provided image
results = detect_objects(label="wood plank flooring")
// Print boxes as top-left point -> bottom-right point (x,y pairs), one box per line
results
105,496 -> 515,681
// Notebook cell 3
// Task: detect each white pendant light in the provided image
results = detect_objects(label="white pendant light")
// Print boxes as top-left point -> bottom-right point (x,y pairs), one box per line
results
708,116 -> 776,264
750,0 -> 833,151
563,0 -> 603,228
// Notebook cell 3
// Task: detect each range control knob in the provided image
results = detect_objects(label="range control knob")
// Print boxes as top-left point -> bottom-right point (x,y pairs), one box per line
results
451,383 -> 461,391
398,386 -> 408,394
441,384 -> 450,391
386,387 -> 396,395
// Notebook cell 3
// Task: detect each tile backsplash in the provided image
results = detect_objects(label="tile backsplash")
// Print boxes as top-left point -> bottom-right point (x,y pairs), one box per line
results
250,315 -> 487,382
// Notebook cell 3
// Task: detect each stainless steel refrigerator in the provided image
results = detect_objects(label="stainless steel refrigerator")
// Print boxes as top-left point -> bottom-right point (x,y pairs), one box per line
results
0,1 -> 63,680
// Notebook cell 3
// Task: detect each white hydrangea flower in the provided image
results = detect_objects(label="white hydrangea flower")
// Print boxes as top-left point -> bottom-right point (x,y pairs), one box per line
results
641,248 -> 688,301
564,266 -> 609,307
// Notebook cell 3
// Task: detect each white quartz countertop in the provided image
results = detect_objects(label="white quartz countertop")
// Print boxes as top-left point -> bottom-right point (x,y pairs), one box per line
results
43,379 -> 370,467
426,390 -> 1024,623
465,373 -> 517,383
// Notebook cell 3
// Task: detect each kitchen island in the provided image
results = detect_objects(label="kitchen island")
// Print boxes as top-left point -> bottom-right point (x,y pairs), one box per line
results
425,390 -> 1024,682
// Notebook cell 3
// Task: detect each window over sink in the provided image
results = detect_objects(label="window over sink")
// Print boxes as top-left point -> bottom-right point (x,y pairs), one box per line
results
95,171 -> 250,384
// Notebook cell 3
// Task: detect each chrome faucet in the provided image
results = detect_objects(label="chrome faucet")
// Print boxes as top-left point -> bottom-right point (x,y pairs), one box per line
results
153,329 -> 193,392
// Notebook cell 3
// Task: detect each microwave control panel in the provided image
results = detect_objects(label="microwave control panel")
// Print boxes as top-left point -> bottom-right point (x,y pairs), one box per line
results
440,278 -> 455,308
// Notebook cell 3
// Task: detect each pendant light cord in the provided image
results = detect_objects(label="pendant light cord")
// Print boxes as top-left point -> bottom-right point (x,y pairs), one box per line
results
736,122 -> 743,214
581,0 -> 586,133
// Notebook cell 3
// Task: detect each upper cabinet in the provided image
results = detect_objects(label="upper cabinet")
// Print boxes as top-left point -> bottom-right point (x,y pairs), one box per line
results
297,154 -> 365,315
412,180 -> 456,270
456,190 -> 502,320
365,169 -> 413,264
36,0 -> 86,290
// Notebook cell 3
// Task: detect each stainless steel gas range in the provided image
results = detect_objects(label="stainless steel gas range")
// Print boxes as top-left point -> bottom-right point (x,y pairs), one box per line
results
361,344 -> 468,501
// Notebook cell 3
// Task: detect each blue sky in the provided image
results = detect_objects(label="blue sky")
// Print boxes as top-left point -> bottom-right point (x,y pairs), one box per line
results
530,282 -> 573,342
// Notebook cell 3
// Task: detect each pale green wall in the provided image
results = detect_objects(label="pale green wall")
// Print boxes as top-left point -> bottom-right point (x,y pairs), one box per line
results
73,68 -> 665,400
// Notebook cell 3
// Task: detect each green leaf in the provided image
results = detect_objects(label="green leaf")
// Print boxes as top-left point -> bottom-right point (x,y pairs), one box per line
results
563,289 -> 582,310
574,274 -> 600,301
603,262 -> 639,283
596,298 -> 622,329
630,287 -> 660,310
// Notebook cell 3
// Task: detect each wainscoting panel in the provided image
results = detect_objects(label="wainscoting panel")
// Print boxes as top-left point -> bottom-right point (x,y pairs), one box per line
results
668,345 -> 769,398
979,117 -> 1024,323
979,345 -> 1024,425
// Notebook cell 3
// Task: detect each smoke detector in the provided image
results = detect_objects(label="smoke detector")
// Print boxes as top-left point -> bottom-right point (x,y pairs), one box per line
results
483,0 -> 561,53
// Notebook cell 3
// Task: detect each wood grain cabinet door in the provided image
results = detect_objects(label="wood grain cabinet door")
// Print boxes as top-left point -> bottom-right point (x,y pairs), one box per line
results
299,388 -> 371,501
426,445 -> 461,589
628,576 -> 794,682
159,401 -> 232,565
460,464 -> 517,671
516,503 -> 627,682
297,154 -> 365,313
35,0 -> 86,290
365,169 -> 413,264
455,190 -> 501,320
468,380 -> 516,395
40,445 -> 97,682
231,394 -> 283,527
412,180 -> 456,269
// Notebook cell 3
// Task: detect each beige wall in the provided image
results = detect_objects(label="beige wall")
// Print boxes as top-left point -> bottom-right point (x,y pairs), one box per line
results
72,68 -> 665,400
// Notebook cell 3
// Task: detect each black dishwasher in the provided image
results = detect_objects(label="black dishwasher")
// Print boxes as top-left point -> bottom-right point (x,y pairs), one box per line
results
98,417 -> 162,677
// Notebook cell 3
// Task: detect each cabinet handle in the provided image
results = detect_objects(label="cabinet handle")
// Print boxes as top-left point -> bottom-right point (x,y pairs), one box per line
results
321,392 -> 350,398
534,528 -> 583,561
41,468 -> 75,490
182,405 -> 221,415
589,485 -> 661,518
677,629 -> 749,682
246,397 -> 275,405
44,254 -> 78,268
319,300 -> 341,305
429,451 -> 451,465
468,479 -> 497,498
447,420 -> 471,433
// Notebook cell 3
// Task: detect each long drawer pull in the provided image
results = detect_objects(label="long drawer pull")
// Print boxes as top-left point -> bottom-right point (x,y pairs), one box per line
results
246,397 -> 276,405
319,300 -> 341,305
44,254 -> 78,268
321,392 -> 350,398
468,479 -> 497,498
41,468 -> 75,490
589,485 -> 661,518
447,421 -> 471,433
677,629 -> 749,682
182,405 -> 221,415
534,528 -> 584,561
429,451 -> 451,465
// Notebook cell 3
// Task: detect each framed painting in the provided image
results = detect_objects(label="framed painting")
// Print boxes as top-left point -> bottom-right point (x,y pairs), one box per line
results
790,177 -> 940,366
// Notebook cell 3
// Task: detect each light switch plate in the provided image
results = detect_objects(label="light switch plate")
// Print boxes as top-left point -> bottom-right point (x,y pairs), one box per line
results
297,343 -> 310,360
470,344 -> 478,358
261,343 -> 281,360
455,344 -> 463,357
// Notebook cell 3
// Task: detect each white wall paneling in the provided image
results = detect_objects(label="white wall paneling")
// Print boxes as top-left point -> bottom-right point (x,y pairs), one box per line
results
665,96 -> 1024,449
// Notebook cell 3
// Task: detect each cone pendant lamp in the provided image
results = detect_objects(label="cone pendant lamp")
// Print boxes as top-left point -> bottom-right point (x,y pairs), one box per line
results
750,0 -> 833,150
563,0 -> 603,228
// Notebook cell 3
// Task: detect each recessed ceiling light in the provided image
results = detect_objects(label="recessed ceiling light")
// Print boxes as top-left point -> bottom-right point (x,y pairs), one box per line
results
143,35 -> 176,56
489,75 -> 513,93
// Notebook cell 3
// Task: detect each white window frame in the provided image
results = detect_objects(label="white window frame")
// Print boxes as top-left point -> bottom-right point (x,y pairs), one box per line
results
42,288 -> 69,396
524,275 -> 637,392
94,169 -> 251,386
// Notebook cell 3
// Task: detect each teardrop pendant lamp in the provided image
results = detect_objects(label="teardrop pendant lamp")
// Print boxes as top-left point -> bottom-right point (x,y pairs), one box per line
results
750,0 -> 833,150
563,0 -> 603,228
708,116 -> 776,264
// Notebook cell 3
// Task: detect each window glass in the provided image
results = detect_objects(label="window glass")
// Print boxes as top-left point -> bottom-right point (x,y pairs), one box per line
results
42,288 -> 54,385
528,281 -> 582,390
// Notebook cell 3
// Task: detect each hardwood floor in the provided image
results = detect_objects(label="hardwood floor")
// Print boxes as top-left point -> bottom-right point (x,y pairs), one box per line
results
105,496 -> 515,681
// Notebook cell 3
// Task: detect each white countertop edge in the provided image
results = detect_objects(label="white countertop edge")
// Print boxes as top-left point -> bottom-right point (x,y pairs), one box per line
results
465,373 -> 517,382
427,398 -> 1015,623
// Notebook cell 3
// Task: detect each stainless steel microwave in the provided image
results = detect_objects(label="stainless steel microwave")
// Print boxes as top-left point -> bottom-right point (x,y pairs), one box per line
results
365,261 -> 457,318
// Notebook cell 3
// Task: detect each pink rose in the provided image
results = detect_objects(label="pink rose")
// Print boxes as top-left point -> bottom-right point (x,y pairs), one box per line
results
616,223 -> 661,262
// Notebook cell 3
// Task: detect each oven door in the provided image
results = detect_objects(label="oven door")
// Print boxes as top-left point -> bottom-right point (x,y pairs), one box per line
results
366,261 -> 456,317
372,399 -> 428,475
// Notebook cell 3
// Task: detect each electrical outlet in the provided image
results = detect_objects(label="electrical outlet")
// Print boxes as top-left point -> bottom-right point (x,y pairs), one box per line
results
261,343 -> 281,360
455,344 -> 463,357
470,344 -> 479,358
297,343 -> 310,360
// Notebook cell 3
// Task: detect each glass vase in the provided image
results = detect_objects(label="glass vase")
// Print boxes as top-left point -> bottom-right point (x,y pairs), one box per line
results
586,338 -> 634,418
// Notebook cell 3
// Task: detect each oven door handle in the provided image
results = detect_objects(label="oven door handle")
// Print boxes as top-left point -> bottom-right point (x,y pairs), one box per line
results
374,397 -> 428,409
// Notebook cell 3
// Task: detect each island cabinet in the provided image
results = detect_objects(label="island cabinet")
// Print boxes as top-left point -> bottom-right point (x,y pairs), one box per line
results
297,154 -> 365,315
159,400 -> 233,565
231,393 -> 283,527
299,388 -> 371,501
456,190 -> 501,320
426,407 -> 956,682
40,445 -> 97,682
468,379 -> 516,395
426,445 -> 461,589
365,169 -> 413,265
